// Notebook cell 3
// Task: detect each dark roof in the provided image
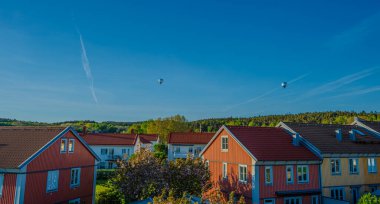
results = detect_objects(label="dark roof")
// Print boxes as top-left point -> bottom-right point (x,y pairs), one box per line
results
283,122 -> 380,154
0,126 -> 66,169
226,126 -> 319,161
359,119 -> 380,133
138,134 -> 159,144
82,133 -> 136,145
168,132 -> 214,144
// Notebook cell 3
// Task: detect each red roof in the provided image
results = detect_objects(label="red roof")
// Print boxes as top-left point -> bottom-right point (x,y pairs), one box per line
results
226,126 -> 320,161
138,134 -> 159,144
82,133 -> 136,146
168,132 -> 215,144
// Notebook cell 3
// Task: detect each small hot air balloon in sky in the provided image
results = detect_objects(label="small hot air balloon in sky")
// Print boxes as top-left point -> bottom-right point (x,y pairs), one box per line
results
281,82 -> 287,88
158,78 -> 164,85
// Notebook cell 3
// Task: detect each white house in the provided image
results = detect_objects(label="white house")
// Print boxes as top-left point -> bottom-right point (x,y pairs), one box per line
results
167,132 -> 214,161
134,134 -> 159,152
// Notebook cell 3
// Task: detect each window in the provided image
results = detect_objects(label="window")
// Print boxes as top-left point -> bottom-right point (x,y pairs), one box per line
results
264,199 -> 275,204
331,159 -> 341,175
370,186 -> 378,192
122,149 -> 126,154
349,158 -> 359,174
101,148 -> 108,155
69,198 -> 80,204
312,195 -> 319,204
284,197 -> 302,204
297,165 -> 309,183
221,136 -> 228,151
46,170 -> 59,192
175,147 -> 180,153
70,168 -> 81,188
222,163 -> 228,179
239,165 -> 247,183
189,147 -> 193,153
127,149 -> 130,156
265,166 -> 273,185
368,158 -> 377,173
60,139 -> 67,153
0,174 -> 4,197
286,166 -> 294,184
68,139 -> 75,153
331,188 -> 344,200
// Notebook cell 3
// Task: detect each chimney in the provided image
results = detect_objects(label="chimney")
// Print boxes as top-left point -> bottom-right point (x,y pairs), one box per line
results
292,133 -> 300,146
83,126 -> 87,135
335,129 -> 342,142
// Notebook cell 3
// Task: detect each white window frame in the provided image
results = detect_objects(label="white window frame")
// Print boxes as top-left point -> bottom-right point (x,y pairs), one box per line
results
331,159 -> 341,175
239,164 -> 248,183
368,158 -> 377,173
68,139 -> 75,153
60,139 -> 67,153
222,162 -> 228,179
70,168 -> 81,188
297,165 -> 309,183
284,197 -> 302,204
221,136 -> 228,152
349,158 -> 359,175
0,174 -> 4,197
286,165 -> 294,184
311,195 -> 319,204
265,166 -> 273,185
46,170 -> 59,192
330,187 -> 344,200
69,198 -> 80,204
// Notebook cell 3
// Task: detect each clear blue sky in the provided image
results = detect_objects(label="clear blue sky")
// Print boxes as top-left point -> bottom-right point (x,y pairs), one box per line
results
0,0 -> 379,122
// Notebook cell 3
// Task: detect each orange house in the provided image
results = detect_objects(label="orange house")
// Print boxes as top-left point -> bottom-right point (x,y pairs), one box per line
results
200,126 -> 322,204
0,126 -> 99,204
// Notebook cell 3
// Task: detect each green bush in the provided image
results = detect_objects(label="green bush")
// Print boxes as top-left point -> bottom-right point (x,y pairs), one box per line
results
97,169 -> 116,180
96,181 -> 125,204
359,193 -> 380,204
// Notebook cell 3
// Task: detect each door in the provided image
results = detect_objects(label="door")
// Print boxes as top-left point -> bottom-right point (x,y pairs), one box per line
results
352,187 -> 359,204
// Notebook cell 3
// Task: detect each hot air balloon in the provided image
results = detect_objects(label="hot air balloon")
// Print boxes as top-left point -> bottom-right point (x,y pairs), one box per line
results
158,78 -> 164,85
281,82 -> 287,88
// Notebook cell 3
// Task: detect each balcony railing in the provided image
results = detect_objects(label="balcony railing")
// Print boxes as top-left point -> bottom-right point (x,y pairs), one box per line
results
105,154 -> 130,161
173,152 -> 201,158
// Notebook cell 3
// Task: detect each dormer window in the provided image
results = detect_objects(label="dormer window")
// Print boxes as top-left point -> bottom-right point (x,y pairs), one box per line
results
60,139 -> 67,153
221,136 -> 228,152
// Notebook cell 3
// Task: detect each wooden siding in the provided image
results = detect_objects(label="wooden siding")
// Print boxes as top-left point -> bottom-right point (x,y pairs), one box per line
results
202,129 -> 253,200
259,164 -> 320,199
0,174 -> 16,204
24,131 -> 96,204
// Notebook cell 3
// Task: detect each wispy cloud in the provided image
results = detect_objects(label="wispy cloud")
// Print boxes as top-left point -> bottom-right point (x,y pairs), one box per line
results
79,33 -> 98,103
332,86 -> 380,98
328,12 -> 380,49
225,73 -> 310,111
304,68 -> 377,98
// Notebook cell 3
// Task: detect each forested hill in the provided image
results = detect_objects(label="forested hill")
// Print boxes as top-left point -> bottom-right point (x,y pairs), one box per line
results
1,111 -> 379,134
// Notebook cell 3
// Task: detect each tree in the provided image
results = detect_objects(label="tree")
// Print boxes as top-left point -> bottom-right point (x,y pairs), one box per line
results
358,193 -> 380,204
114,149 -> 168,202
146,115 -> 190,142
154,143 -> 168,160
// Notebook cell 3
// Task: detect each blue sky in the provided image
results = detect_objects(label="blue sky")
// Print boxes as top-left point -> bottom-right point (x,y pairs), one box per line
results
0,0 -> 380,122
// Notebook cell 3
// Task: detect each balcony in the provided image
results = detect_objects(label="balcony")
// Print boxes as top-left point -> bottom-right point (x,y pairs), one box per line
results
173,152 -> 200,159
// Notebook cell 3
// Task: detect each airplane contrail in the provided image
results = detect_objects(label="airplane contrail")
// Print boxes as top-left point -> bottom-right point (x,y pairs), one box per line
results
79,33 -> 98,103
225,73 -> 310,111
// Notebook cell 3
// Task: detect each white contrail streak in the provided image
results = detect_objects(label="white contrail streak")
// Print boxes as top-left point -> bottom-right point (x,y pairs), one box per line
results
225,73 -> 309,111
79,33 -> 98,103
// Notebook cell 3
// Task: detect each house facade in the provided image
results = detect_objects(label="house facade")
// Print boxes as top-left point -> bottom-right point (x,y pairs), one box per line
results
0,126 -> 99,204
134,134 -> 159,152
167,132 -> 214,160
82,133 -> 136,169
278,122 -> 380,204
200,126 -> 321,204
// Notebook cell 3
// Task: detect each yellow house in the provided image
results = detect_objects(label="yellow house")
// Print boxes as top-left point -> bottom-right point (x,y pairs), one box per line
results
278,122 -> 380,204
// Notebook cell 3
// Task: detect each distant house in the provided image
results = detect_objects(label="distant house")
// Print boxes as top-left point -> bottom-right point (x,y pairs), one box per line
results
0,126 -> 99,204
134,134 -> 159,153
82,131 -> 159,169
278,122 -> 380,204
168,132 -> 214,160
82,133 -> 136,169
200,126 -> 321,204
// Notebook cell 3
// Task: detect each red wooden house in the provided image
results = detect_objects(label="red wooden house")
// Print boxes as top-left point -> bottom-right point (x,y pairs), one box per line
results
0,126 -> 99,204
200,126 -> 322,204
